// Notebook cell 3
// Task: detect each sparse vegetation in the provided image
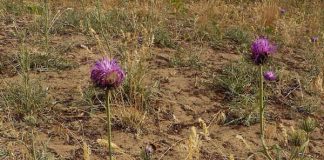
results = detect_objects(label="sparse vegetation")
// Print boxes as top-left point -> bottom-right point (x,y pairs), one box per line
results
0,0 -> 323,159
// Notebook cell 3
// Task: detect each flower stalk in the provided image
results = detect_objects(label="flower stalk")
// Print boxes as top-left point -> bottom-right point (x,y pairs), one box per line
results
259,65 -> 273,160
43,0 -> 49,53
105,90 -> 113,160
251,37 -> 276,159
90,58 -> 125,160
31,127 -> 37,160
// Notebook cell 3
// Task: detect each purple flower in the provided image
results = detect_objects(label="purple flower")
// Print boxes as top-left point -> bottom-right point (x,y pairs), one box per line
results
280,8 -> 286,15
251,37 -> 276,65
311,36 -> 318,43
91,58 -> 125,89
263,71 -> 276,81
144,144 -> 156,156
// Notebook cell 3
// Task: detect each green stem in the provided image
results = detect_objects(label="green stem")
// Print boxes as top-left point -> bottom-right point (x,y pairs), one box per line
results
31,127 -> 37,160
22,47 -> 30,112
44,0 -> 49,53
105,90 -> 113,160
259,65 -> 273,160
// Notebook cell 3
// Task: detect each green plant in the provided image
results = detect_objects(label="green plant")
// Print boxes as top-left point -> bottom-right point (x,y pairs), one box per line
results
90,9 -> 135,35
0,31 -> 48,118
170,48 -> 203,69
25,2 -> 43,15
24,115 -> 37,160
153,26 -> 176,48
195,20 -> 222,49
0,0 -> 24,15
32,137 -> 55,160
121,56 -> 153,111
300,117 -> 316,134
276,73 -> 321,115
170,0 -> 186,14
288,118 -> 315,159
28,53 -> 76,71
273,118 -> 316,160
50,9 -> 83,33
212,59 -> 260,125
215,59 -> 257,100
288,129 -> 309,159
225,27 -> 251,45
0,149 -> 9,159
80,85 -> 103,107
0,77 -> 48,118
36,0 -> 75,52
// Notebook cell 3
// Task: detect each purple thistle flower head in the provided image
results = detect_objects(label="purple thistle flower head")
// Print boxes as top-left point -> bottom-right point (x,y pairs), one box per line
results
91,58 -> 125,89
311,36 -> 318,43
251,37 -> 276,65
263,71 -> 276,81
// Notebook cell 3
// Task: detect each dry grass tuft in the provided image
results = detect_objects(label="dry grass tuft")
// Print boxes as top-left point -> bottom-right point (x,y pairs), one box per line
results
186,126 -> 200,160
83,141 -> 91,160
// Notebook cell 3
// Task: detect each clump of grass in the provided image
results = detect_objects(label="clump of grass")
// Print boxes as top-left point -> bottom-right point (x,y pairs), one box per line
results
117,30 -> 157,111
170,48 -> 203,70
50,8 -> 83,33
196,20 -> 222,49
0,75 -> 48,119
113,107 -> 146,133
0,35 -> 48,118
121,54 -> 152,110
0,0 -> 43,16
299,117 -> 317,134
169,0 -> 186,14
25,2 -> 43,15
224,27 -> 251,45
0,149 -> 9,159
80,84 -> 103,107
0,0 -> 25,16
87,4 -> 158,39
212,60 -> 257,100
153,26 -> 176,48
288,129 -> 307,147
224,27 -> 252,52
11,52 -> 76,72
273,70 -> 322,115
28,5 -> 75,35
211,59 -> 259,125
0,62 -> 3,73
27,53 -> 76,71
